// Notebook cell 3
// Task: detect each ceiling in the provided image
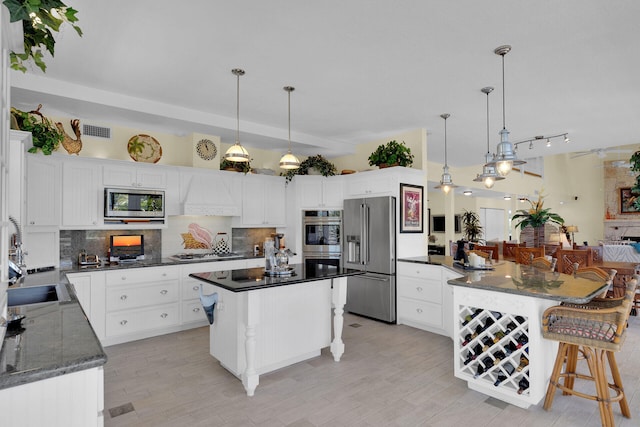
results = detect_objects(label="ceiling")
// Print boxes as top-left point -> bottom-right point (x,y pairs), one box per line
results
9,0 -> 640,168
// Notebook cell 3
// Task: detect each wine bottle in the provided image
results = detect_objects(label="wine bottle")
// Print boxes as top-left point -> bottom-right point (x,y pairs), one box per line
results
490,311 -> 503,320
462,314 -> 473,326
504,341 -> 518,355
472,324 -> 483,338
463,351 -> 475,365
515,315 -> 526,325
481,336 -> 494,352
492,350 -> 506,365
517,377 -> 530,394
516,356 -> 529,372
505,321 -> 517,334
475,356 -> 494,378
502,362 -> 515,376
494,372 -> 507,386
462,333 -> 473,346
482,317 -> 495,331
515,333 -> 528,349
492,330 -> 505,344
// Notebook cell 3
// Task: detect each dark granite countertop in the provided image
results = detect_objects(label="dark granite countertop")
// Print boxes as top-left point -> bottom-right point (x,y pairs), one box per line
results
398,255 -> 608,304
0,279 -> 107,390
190,264 -> 364,292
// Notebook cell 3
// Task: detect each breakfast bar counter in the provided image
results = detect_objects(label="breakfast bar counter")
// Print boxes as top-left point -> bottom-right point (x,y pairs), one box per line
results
432,256 -> 608,409
190,264 -> 363,396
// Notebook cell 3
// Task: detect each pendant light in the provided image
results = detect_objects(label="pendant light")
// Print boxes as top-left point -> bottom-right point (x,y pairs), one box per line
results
224,68 -> 250,162
473,86 -> 505,189
279,86 -> 301,169
434,113 -> 458,194
485,45 -> 525,176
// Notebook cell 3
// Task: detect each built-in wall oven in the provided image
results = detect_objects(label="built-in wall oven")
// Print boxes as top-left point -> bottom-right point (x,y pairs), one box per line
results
302,210 -> 342,271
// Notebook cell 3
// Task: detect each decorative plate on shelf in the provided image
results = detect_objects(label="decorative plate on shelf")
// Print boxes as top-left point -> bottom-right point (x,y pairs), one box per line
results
127,134 -> 162,163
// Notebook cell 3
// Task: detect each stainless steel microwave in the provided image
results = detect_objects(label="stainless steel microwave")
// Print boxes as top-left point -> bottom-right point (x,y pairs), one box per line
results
104,188 -> 165,219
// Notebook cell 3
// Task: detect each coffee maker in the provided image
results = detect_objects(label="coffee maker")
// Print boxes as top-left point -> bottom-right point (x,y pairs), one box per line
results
271,233 -> 285,250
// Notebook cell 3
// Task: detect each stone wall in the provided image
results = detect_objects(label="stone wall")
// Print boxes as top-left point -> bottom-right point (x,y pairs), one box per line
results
604,160 -> 640,239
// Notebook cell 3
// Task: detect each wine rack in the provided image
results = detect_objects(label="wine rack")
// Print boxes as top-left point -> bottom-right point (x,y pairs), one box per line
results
457,307 -> 531,396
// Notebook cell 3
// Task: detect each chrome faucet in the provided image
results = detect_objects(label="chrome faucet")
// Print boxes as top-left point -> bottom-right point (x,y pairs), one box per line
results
8,215 -> 26,269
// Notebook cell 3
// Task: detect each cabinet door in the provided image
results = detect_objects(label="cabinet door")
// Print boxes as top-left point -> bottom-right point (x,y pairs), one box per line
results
26,155 -> 60,226
321,177 -> 344,208
67,274 -> 92,319
102,164 -> 138,188
264,176 -> 286,226
62,160 -> 101,227
344,174 -> 391,197
298,176 -> 323,208
136,166 -> 167,189
23,228 -> 59,269
241,176 -> 265,225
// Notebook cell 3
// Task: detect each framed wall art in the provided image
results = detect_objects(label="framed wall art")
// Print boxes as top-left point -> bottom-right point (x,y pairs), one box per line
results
400,183 -> 424,233
620,187 -> 640,213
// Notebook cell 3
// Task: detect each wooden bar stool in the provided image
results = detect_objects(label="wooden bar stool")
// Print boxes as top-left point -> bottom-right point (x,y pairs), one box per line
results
541,277 -> 637,427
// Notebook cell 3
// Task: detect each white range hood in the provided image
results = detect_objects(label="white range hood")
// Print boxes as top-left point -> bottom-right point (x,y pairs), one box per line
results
182,172 -> 240,216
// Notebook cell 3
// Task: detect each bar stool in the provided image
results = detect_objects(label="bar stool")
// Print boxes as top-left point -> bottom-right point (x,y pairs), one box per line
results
541,277 -> 637,427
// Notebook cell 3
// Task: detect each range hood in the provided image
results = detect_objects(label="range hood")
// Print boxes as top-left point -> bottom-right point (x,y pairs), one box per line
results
182,173 -> 240,216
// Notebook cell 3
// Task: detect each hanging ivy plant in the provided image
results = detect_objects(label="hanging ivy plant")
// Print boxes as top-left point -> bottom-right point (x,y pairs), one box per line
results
3,0 -> 82,72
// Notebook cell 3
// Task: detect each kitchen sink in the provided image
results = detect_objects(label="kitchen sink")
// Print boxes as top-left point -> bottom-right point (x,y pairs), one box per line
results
7,284 -> 71,307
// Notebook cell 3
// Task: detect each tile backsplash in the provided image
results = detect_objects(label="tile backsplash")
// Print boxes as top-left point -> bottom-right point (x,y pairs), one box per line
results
60,229 -> 161,266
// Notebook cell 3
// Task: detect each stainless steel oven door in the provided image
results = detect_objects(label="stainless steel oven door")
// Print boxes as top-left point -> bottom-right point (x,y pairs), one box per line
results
302,211 -> 342,254
303,253 -> 341,274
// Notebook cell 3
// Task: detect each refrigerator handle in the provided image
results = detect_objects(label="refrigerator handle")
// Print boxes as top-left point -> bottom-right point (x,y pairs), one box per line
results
362,203 -> 369,264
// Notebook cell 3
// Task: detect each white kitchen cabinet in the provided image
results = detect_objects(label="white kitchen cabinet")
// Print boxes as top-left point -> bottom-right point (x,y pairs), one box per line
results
180,259 -> 248,325
103,163 -> 167,189
236,174 -> 286,227
66,273 -> 93,319
397,262 -> 461,338
61,159 -> 101,228
102,265 -> 180,345
296,175 -> 344,209
23,228 -> 59,269
25,154 -> 60,226
344,171 -> 394,198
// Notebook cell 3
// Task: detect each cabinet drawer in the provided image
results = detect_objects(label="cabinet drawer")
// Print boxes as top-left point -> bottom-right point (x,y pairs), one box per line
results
106,281 -> 179,311
105,266 -> 179,285
398,297 -> 442,328
397,262 -> 442,280
181,279 -> 217,300
245,258 -> 265,268
106,303 -> 179,337
398,278 -> 442,304
182,300 -> 208,324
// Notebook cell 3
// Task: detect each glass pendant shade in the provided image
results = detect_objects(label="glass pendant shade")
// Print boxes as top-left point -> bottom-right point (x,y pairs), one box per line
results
434,113 -> 458,194
279,86 -> 300,170
279,151 -> 300,169
225,68 -> 249,163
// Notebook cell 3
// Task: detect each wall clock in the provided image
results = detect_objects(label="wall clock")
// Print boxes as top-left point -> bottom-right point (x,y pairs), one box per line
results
196,139 -> 217,161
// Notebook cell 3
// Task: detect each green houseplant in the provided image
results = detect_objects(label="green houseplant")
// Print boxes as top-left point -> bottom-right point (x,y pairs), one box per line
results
10,104 -> 63,154
281,154 -> 337,182
3,0 -> 83,73
512,190 -> 564,247
460,209 -> 483,243
368,140 -> 414,168
220,158 -> 252,174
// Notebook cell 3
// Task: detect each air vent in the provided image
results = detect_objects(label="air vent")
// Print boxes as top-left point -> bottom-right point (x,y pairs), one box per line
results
82,124 -> 111,139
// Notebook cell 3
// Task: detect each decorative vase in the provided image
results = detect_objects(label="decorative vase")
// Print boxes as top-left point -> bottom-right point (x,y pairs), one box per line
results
379,162 -> 399,169
308,167 -> 322,175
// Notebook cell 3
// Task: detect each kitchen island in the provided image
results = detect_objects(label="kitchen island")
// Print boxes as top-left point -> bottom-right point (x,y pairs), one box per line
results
190,264 -> 363,396
437,256 -> 608,409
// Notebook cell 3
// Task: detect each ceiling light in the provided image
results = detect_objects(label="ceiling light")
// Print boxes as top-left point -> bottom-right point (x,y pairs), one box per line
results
546,138 -> 551,147
463,190 -> 473,196
434,113 -> 458,194
279,86 -> 300,170
504,195 -> 512,200
518,197 -> 527,203
224,68 -> 250,163
564,134 -> 570,143
473,86 -> 504,189
485,45 -> 525,177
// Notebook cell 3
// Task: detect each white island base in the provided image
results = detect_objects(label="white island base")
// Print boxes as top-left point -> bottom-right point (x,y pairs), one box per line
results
208,277 -> 347,396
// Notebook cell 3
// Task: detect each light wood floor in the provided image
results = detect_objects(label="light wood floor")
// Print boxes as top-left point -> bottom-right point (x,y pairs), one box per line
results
104,313 -> 640,426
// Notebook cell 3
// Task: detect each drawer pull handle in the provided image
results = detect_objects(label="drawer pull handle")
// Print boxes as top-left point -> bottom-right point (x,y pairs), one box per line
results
160,290 -> 168,295
192,307 -> 200,313
121,276 -> 126,281
416,287 -> 423,292
162,273 -> 167,277
120,295 -> 128,301
160,313 -> 168,318
120,320 -> 128,325
416,308 -> 423,314
193,286 -> 199,291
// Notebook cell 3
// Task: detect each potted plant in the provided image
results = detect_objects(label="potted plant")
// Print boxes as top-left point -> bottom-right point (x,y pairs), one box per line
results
281,154 -> 337,182
460,209 -> 484,244
4,0 -> 82,73
368,140 -> 414,168
10,105 -> 64,154
220,158 -> 252,174
512,190 -> 564,247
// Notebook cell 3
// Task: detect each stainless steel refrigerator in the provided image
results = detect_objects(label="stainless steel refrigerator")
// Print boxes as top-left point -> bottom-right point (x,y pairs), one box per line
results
343,196 -> 396,323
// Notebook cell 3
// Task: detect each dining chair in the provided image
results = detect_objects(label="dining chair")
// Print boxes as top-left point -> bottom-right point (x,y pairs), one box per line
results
555,248 -> 593,275
531,256 -> 552,270
514,246 -> 545,265
573,265 -> 617,298
503,241 -> 526,261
